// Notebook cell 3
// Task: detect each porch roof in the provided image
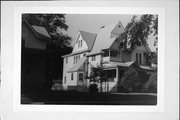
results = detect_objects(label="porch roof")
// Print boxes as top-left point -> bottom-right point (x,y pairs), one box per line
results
67,57 -> 86,73
103,61 -> 135,69
103,61 -> 155,71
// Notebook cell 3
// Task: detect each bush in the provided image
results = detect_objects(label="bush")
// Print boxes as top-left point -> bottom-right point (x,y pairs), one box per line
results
120,64 -> 149,92
143,72 -> 157,93
89,84 -> 99,93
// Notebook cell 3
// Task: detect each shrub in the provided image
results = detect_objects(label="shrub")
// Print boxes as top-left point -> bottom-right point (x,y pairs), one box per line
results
89,84 -> 99,93
120,64 -> 149,92
143,72 -> 157,93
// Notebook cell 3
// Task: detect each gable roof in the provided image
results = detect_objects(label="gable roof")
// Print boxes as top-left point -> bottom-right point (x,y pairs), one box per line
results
87,21 -> 124,56
22,20 -> 51,40
32,25 -> 51,39
79,31 -> 97,51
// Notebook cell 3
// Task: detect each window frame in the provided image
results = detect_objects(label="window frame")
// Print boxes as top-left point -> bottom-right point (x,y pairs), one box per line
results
71,73 -> 73,80
91,55 -> 96,61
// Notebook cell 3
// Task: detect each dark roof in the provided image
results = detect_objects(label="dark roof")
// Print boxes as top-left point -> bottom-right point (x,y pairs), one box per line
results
32,25 -> 51,39
22,20 -> 51,40
79,31 -> 97,51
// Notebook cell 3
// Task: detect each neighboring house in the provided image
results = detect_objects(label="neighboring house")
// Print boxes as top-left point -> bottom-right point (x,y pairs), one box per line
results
21,20 -> 51,92
62,21 -> 154,92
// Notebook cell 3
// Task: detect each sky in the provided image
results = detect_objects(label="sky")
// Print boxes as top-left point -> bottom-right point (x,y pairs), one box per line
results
63,14 -> 156,51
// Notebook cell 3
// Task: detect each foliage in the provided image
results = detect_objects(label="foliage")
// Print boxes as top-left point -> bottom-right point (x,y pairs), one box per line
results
89,64 -> 105,82
118,14 -> 158,50
146,51 -> 158,65
22,14 -> 68,32
22,14 -> 72,82
143,72 -> 157,93
87,64 -> 107,92
89,84 -> 99,93
120,64 -> 149,92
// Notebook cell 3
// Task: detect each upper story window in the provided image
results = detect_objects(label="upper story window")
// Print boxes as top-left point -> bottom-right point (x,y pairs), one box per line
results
78,40 -> 83,48
74,54 -> 81,64
65,57 -> 68,64
103,50 -> 109,57
73,56 -> 75,64
110,51 -> 118,57
80,40 -> 82,47
91,55 -> 96,61
136,53 -> 142,65
71,73 -> 73,80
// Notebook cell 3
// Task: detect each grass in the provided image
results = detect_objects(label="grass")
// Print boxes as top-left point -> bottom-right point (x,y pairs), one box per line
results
21,90 -> 157,105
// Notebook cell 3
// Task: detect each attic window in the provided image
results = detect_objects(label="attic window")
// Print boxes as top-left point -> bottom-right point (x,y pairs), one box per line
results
78,40 -> 83,48
118,25 -> 121,28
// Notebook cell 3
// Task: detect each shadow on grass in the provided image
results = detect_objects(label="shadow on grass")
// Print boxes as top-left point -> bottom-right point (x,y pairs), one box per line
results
21,90 -> 157,105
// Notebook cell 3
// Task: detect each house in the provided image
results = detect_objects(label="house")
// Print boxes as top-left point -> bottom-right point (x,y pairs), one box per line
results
21,20 -> 51,92
62,21 -> 154,92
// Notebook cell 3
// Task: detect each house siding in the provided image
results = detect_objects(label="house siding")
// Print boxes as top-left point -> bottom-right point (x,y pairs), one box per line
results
131,46 -> 148,65
22,23 -> 47,50
62,52 -> 88,90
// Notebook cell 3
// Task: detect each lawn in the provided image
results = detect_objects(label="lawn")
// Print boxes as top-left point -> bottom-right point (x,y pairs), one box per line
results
21,90 -> 157,105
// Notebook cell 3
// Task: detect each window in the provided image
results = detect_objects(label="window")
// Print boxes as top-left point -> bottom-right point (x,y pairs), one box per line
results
110,50 -> 118,57
80,40 -> 83,47
136,53 -> 142,65
78,40 -> 83,48
74,55 -> 81,64
78,41 -> 80,48
104,69 -> 116,82
136,53 -> 138,62
83,54 -> 86,56
73,56 -> 75,64
103,50 -> 109,57
79,73 -> 83,82
64,76 -> 66,84
65,57 -> 68,64
139,53 -> 142,65
71,73 -> 73,80
91,55 -> 96,61
78,55 -> 80,60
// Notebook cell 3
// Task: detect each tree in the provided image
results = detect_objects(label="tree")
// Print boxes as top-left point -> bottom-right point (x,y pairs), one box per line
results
88,64 -> 107,92
22,14 -> 72,88
118,14 -> 158,50
22,14 -> 71,48
118,14 -> 158,67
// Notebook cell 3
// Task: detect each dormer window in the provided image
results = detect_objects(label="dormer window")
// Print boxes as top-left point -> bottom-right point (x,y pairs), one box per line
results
78,41 -> 80,48
136,53 -> 142,65
78,40 -> 83,48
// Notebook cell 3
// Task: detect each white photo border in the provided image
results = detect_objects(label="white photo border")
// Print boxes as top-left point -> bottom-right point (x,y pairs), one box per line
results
13,6 -> 165,112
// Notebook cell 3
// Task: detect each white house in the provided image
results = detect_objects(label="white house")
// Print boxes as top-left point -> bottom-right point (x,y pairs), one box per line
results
62,21 -> 153,92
